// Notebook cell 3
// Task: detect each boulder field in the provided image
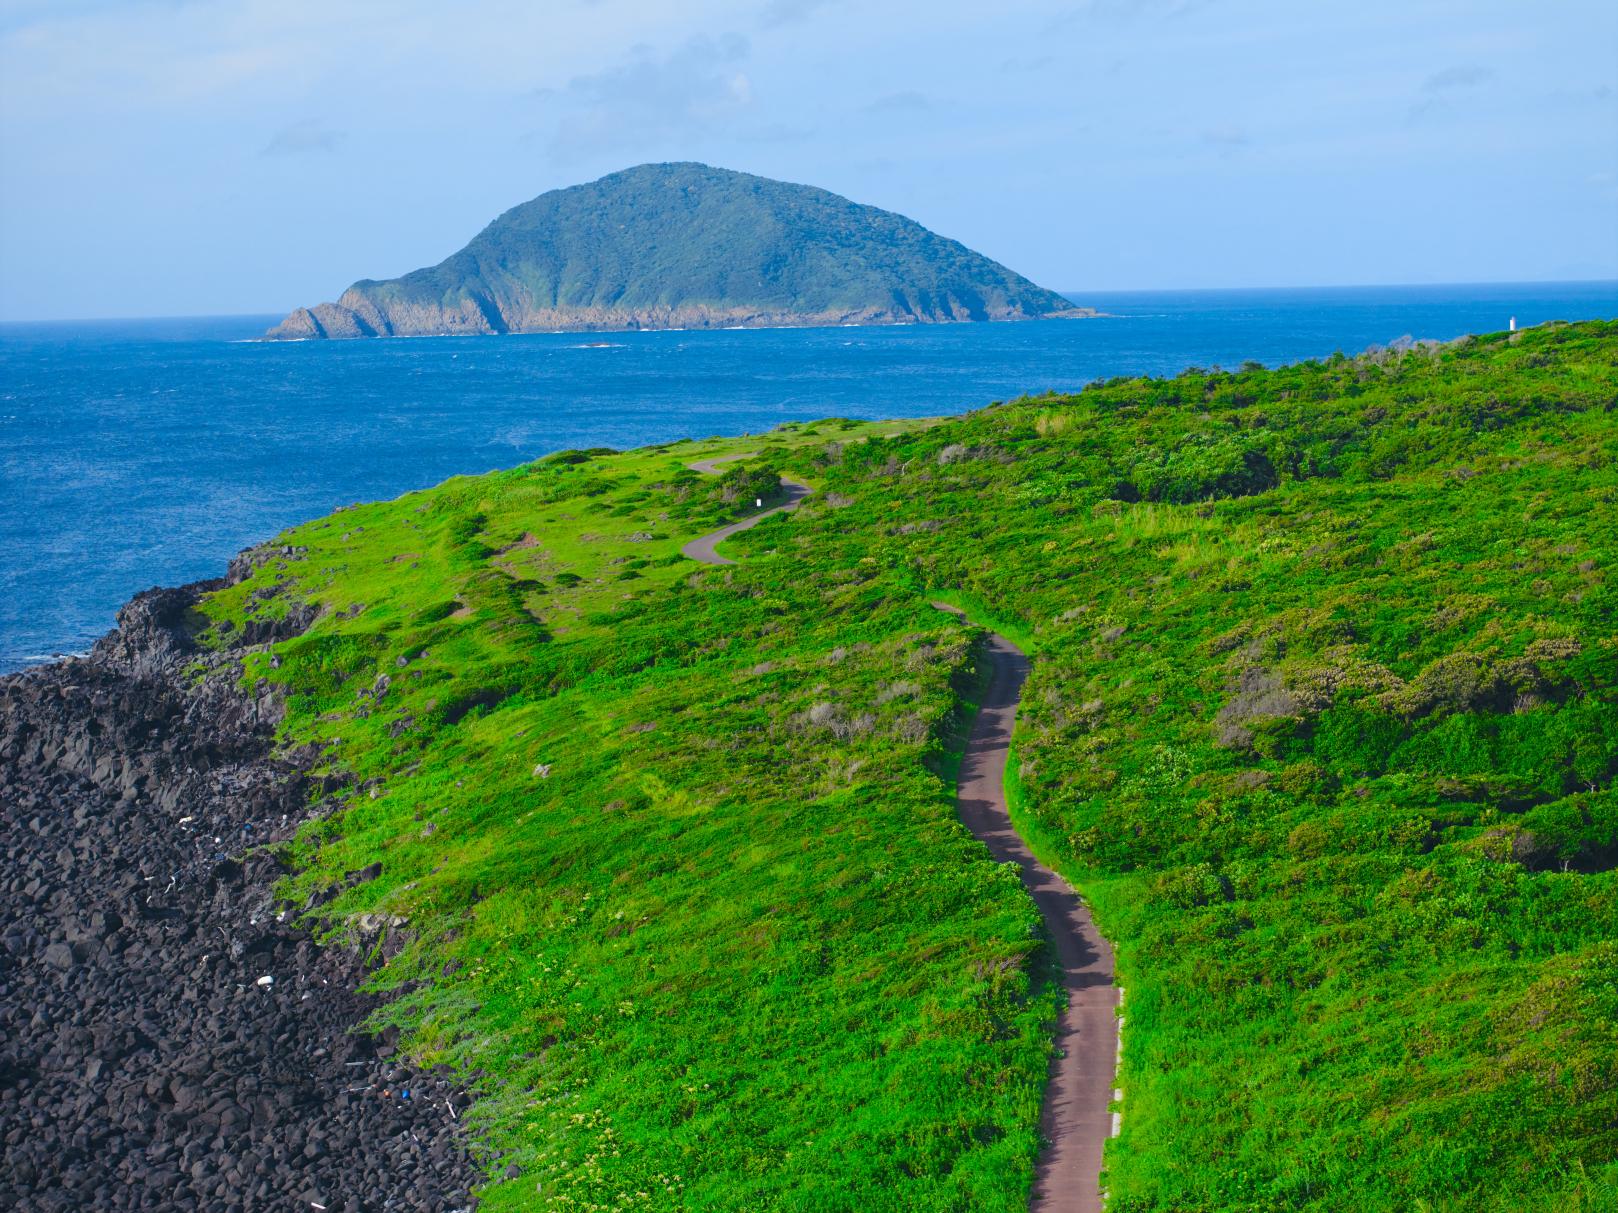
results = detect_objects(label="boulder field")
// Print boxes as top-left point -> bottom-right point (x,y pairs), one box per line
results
0,567 -> 481,1212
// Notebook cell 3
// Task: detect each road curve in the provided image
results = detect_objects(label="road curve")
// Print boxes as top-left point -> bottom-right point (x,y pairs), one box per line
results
681,460 -> 1119,1209
681,453 -> 814,566
935,604 -> 1119,1213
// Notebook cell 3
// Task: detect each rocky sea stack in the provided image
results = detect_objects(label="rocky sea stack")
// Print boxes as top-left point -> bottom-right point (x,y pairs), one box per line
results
266,162 -> 1089,339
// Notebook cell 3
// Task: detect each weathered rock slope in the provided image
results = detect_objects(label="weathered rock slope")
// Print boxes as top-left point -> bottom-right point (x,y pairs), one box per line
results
266,162 -> 1089,339
0,564 -> 480,1211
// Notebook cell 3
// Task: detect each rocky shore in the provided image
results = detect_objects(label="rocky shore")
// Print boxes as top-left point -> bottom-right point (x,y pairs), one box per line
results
0,563 -> 481,1211
266,293 -> 1094,340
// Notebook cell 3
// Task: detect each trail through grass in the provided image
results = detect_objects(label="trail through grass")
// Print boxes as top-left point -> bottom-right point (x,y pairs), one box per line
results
210,323 -> 1618,1210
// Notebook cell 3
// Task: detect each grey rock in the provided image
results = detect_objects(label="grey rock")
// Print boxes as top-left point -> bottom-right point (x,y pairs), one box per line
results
0,562 -> 479,1212
41,941 -> 76,971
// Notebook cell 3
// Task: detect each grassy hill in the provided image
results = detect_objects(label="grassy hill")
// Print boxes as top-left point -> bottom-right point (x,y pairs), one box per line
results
266,162 -> 1083,339
206,319 -> 1617,1210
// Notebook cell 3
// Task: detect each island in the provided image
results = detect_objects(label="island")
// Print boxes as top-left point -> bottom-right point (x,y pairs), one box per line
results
264,162 -> 1091,339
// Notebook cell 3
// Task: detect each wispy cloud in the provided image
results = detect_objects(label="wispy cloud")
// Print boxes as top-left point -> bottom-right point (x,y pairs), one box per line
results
1409,64 -> 1496,122
546,34 -> 754,160
260,119 -> 345,156
1547,83 -> 1614,106
1421,65 -> 1496,93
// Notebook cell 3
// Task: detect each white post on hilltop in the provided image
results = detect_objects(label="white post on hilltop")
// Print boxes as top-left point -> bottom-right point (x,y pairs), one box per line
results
1510,316 -> 1517,332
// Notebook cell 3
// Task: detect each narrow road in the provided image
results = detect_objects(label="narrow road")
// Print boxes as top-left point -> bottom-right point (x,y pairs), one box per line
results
681,453 -> 814,566
935,604 -> 1119,1213
681,461 -> 1119,1210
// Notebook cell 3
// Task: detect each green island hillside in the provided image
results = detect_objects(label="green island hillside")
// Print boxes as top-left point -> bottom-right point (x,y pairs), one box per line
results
265,162 -> 1087,340
204,320 -> 1618,1211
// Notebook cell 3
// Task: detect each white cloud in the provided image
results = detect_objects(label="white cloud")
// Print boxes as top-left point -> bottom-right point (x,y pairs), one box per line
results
0,1 -> 734,116
546,34 -> 756,161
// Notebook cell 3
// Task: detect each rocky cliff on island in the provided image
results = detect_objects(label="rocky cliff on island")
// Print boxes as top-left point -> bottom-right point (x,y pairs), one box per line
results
266,162 -> 1090,339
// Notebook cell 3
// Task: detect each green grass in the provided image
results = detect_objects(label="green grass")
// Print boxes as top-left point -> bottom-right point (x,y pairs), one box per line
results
210,321 -> 1618,1210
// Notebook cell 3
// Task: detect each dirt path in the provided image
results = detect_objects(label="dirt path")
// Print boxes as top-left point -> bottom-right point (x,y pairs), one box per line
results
935,604 -> 1119,1213
681,453 -> 814,566
680,464 -> 1119,1209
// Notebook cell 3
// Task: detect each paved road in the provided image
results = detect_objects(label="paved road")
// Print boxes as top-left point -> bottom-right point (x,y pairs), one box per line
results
681,453 -> 814,566
936,604 -> 1119,1213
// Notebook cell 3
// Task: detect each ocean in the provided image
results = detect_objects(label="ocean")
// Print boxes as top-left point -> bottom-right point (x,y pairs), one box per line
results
2,280 -> 1614,673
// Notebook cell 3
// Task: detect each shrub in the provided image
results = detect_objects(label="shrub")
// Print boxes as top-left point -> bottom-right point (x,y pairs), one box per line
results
1125,435 -> 1279,503
714,464 -> 782,511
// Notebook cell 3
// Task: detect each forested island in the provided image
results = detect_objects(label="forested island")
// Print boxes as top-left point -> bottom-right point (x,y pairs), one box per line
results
266,162 -> 1089,340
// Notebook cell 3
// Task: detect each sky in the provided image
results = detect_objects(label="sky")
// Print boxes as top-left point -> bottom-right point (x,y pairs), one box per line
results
0,0 -> 1614,320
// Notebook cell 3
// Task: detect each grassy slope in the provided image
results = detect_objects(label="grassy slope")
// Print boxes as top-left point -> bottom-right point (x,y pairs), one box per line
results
208,321 -> 1618,1211
362,162 -> 1073,322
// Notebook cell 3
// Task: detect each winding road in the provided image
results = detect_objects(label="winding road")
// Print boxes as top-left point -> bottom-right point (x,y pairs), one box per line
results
684,457 -> 1120,1212
680,453 -> 814,566
934,606 -> 1119,1213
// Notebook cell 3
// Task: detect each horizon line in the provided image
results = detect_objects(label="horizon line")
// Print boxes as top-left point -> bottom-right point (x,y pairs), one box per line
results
2,277 -> 1614,327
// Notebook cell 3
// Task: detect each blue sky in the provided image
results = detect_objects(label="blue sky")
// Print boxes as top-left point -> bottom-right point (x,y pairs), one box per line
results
0,0 -> 1613,319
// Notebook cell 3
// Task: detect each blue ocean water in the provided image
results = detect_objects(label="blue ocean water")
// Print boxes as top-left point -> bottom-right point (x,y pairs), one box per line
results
2,280 -> 1614,673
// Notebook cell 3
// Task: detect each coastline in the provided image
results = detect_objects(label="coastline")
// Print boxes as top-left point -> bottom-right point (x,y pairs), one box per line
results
0,558 -> 483,1211
5,318 -> 1615,1206
259,306 -> 1104,343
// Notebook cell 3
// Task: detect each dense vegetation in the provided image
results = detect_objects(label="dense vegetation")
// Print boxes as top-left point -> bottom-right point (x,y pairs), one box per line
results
207,320 -> 1618,1210
266,162 -> 1081,339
